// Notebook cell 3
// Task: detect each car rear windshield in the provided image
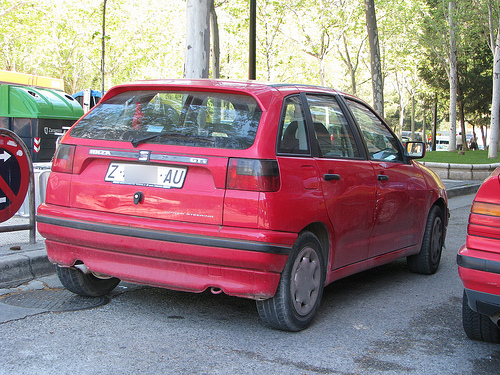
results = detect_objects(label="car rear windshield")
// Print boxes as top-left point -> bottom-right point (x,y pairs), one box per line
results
70,90 -> 263,149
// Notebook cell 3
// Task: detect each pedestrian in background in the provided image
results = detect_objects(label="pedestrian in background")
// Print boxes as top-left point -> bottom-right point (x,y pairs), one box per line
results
457,132 -> 463,151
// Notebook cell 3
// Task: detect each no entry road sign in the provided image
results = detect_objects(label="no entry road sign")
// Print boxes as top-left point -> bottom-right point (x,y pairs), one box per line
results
0,129 -> 31,223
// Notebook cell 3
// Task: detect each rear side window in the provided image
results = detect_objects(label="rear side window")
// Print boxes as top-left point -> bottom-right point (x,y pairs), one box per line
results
70,90 -> 262,150
277,95 -> 310,154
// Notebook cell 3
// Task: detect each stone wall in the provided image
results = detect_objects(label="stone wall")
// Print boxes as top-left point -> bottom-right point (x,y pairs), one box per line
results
420,162 -> 500,181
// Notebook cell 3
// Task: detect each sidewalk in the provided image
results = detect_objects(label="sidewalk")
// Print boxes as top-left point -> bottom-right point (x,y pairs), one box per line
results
0,179 -> 483,289
0,216 -> 51,289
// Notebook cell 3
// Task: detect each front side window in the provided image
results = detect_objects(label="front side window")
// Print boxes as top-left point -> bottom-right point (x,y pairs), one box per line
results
277,96 -> 310,154
70,90 -> 262,150
346,99 -> 402,162
306,95 -> 360,158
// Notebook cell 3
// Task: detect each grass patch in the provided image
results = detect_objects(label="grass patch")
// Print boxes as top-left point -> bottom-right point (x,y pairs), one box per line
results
421,150 -> 500,164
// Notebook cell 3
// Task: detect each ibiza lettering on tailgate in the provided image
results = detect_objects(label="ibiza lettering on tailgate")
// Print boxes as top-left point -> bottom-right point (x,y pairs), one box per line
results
89,149 -> 112,156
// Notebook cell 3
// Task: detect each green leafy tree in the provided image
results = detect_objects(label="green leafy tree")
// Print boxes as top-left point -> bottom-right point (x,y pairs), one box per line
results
0,1 -> 46,72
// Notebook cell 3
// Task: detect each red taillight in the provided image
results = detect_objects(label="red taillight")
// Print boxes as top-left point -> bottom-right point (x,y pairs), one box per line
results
226,158 -> 280,192
52,144 -> 75,173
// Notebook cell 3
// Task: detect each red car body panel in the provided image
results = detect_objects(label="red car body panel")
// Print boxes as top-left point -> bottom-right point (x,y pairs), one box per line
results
37,79 -> 448,301
458,167 -> 500,315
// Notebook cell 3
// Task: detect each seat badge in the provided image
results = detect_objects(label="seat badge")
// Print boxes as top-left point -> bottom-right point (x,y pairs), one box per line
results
138,150 -> 150,162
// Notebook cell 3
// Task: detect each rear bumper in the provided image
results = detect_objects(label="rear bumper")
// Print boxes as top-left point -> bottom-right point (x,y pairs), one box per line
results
37,205 -> 295,300
458,245 -> 500,316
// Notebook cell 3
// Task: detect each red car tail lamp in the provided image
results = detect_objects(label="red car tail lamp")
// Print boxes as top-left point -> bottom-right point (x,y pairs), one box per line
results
226,158 -> 280,192
52,144 -> 76,173
471,201 -> 500,217
468,201 -> 500,241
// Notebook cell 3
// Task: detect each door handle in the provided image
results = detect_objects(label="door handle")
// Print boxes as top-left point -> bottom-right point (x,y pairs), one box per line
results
324,174 -> 341,181
377,174 -> 389,181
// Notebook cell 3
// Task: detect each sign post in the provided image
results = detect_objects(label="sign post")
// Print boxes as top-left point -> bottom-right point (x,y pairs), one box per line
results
0,129 -> 35,243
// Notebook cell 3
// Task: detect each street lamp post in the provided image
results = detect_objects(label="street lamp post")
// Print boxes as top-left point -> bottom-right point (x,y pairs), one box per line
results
101,0 -> 107,95
249,0 -> 256,80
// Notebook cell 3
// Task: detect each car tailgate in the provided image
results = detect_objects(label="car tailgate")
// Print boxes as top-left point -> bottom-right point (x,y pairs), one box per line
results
69,145 -> 228,225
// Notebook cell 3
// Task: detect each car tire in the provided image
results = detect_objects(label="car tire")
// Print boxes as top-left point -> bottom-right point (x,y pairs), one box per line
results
462,290 -> 500,343
56,266 -> 120,297
407,205 -> 444,275
256,232 -> 325,331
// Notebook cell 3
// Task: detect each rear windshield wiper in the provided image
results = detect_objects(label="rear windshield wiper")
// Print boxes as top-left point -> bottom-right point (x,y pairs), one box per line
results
131,132 -> 164,147
131,131 -> 214,148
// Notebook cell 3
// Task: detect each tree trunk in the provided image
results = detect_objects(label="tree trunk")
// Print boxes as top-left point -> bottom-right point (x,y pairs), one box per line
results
481,123 -> 487,152
210,0 -> 220,79
459,98 -> 468,151
422,106 -> 426,147
411,95 -> 415,141
320,57 -> 326,86
184,0 -> 210,79
398,93 -> 405,140
364,0 -> 384,117
343,34 -> 357,95
489,23 -> 500,157
432,93 -> 438,151
448,1 -> 458,151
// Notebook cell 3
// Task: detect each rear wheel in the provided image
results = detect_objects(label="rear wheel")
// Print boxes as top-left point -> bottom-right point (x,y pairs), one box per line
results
462,290 -> 500,343
407,205 -> 444,274
256,232 -> 325,331
56,266 -> 120,297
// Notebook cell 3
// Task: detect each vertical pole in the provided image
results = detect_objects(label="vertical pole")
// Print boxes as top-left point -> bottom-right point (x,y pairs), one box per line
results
28,159 -> 35,244
101,0 -> 107,95
249,0 -> 256,80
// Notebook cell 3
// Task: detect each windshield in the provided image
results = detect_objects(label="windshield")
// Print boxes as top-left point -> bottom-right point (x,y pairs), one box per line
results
70,90 -> 263,149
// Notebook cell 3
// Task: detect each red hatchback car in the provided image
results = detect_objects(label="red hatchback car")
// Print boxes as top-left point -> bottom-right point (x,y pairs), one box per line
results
459,167 -> 500,343
37,79 -> 448,331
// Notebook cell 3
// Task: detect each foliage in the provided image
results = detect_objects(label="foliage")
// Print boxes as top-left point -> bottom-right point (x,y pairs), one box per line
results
0,0 -> 496,149
419,13 -> 493,118
0,0 -> 185,92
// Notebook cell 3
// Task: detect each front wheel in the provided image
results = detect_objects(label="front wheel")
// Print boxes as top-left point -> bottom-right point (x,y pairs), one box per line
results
407,205 -> 444,275
56,266 -> 120,297
256,232 -> 326,331
462,290 -> 500,343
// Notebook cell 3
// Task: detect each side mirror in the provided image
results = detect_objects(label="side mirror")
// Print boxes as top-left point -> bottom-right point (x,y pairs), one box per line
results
405,141 -> 426,159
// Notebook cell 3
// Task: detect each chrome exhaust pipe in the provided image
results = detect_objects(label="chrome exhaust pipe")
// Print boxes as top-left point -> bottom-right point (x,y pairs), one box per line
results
74,263 -> 90,274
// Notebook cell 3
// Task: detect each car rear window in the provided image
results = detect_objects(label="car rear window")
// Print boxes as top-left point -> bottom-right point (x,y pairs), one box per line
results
70,90 -> 262,149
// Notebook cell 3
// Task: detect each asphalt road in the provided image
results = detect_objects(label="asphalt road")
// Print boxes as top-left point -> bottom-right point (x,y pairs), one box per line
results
1,194 -> 499,375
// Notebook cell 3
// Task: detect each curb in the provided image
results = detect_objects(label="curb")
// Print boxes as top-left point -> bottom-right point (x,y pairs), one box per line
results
421,161 -> 500,181
446,183 -> 481,199
0,247 -> 55,289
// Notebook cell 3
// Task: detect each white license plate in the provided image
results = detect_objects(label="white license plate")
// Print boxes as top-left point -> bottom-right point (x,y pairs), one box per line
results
104,163 -> 187,189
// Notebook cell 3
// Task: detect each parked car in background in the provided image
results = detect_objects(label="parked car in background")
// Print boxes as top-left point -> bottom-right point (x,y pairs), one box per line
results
458,167 -> 500,343
401,130 -> 423,146
37,79 -> 448,331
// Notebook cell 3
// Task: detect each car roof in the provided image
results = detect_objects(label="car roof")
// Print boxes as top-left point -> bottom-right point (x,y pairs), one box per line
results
101,79 -> 344,112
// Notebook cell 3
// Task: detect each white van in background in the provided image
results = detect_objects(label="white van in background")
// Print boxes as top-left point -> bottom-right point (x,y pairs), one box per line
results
436,135 -> 449,151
